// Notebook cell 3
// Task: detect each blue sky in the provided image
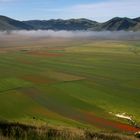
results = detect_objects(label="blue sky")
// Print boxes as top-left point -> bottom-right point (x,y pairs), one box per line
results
0,0 -> 140,22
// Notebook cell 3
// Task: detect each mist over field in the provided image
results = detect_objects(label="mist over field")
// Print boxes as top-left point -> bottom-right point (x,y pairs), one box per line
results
0,30 -> 140,40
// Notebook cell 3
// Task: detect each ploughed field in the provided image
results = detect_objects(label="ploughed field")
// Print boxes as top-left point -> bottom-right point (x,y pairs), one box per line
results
0,36 -> 140,134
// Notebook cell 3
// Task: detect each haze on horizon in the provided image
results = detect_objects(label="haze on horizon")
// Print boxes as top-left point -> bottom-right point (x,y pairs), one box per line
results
0,0 -> 140,22
0,30 -> 140,41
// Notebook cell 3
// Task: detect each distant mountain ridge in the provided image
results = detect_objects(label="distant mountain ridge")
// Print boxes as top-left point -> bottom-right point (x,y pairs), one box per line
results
0,15 -> 140,31
0,16 -> 32,30
22,18 -> 98,30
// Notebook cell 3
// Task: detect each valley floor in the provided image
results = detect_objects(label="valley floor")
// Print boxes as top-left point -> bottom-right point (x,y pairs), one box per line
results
0,36 -> 140,139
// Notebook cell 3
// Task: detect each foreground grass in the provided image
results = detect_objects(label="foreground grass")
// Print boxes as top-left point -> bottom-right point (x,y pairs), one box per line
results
0,121 -> 139,140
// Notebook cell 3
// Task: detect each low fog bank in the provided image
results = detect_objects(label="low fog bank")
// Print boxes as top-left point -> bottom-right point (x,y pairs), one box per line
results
0,30 -> 140,40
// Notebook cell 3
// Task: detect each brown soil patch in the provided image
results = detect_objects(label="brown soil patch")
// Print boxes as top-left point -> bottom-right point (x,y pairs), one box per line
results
85,112 -> 140,133
0,48 -> 10,53
16,58 -> 33,65
22,75 -> 53,84
45,71 -> 85,82
27,50 -> 64,57
20,87 -> 40,99
47,47 -> 64,51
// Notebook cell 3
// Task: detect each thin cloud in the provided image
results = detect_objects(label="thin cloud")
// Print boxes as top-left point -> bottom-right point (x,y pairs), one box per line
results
0,30 -> 140,40
42,0 -> 140,22
0,0 -> 140,21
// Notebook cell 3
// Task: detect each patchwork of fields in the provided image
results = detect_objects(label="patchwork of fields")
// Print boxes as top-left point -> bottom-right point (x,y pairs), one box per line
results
0,37 -> 140,134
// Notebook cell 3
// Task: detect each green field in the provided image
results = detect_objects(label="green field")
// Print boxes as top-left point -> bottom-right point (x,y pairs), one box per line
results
0,37 -> 140,135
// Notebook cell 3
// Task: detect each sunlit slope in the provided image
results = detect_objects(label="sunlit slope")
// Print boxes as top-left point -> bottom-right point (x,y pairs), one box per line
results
0,40 -> 140,132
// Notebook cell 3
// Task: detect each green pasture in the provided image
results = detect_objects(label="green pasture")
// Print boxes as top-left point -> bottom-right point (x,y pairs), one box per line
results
0,40 -> 140,131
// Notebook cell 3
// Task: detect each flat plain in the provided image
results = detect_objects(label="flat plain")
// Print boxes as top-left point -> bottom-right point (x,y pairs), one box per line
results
0,35 -> 140,135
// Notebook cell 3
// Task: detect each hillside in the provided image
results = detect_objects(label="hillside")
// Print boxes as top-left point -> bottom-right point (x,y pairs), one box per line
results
22,17 -> 140,31
0,15 -> 32,30
0,15 -> 140,31
99,17 -> 138,31
23,18 -> 98,30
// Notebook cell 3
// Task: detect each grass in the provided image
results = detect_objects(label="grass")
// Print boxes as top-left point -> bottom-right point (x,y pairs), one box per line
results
0,121 -> 139,140
0,38 -> 140,139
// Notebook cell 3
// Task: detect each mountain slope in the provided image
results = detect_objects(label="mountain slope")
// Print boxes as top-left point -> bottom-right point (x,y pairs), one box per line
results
0,15 -> 33,30
99,17 -> 138,31
23,18 -> 98,30
23,17 -> 140,31
133,17 -> 140,22
0,15 -> 140,31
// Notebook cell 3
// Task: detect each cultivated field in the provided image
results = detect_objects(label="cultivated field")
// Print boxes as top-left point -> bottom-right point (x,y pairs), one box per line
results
0,34 -> 140,139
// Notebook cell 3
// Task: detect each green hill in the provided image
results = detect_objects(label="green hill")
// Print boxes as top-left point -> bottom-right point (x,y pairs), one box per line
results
23,18 -> 98,30
99,17 -> 138,31
0,15 -> 32,30
0,15 -> 140,31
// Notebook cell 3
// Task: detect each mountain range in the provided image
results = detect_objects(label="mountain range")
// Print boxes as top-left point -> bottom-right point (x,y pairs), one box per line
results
0,15 -> 140,31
